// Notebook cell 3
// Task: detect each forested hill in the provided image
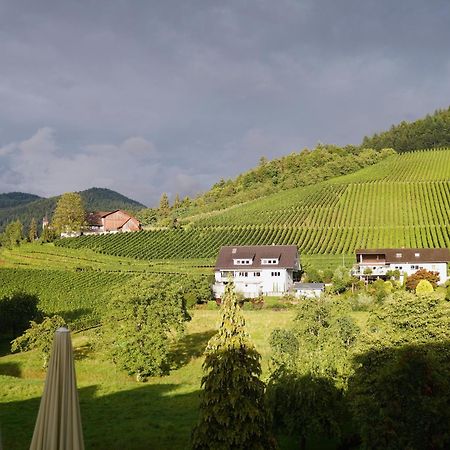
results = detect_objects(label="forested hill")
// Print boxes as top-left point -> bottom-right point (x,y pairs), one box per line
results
0,187 -> 145,233
0,192 -> 42,209
171,145 -> 395,221
361,107 -> 450,152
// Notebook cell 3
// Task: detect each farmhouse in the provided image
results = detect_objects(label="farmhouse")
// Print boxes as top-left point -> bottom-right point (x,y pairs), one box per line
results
85,210 -> 141,234
352,248 -> 450,284
213,245 -> 300,299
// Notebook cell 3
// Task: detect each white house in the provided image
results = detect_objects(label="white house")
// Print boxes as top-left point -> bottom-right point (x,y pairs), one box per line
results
352,248 -> 450,284
213,245 -> 300,299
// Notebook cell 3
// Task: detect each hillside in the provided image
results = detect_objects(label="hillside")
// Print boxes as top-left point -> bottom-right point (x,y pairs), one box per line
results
0,187 -> 146,233
146,145 -> 395,222
361,106 -> 450,152
57,148 -> 450,259
0,192 -> 42,209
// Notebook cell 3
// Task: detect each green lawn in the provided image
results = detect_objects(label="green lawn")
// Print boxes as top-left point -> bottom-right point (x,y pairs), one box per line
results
0,309 -> 296,450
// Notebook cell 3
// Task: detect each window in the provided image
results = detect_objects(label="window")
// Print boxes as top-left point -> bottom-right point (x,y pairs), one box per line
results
255,272 -> 261,277
262,258 -> 279,265
415,252 -> 420,258
271,271 -> 280,277
395,253 -> 402,258
238,272 -> 248,277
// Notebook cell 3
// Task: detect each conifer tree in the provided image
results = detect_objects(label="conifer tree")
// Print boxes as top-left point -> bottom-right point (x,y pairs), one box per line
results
28,217 -> 38,242
158,192 -> 171,218
191,282 -> 276,450
173,193 -> 181,209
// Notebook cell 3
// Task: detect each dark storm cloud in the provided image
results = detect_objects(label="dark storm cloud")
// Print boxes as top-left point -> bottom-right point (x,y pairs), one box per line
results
1,0 -> 449,205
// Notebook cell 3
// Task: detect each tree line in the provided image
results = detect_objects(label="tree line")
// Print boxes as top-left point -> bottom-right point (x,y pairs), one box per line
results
361,106 -> 450,153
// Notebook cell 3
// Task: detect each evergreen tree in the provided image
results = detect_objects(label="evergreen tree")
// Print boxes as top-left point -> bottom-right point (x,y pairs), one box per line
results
192,282 -> 276,450
158,192 -> 171,218
52,192 -> 85,234
0,220 -> 23,248
173,193 -> 182,209
28,217 -> 38,242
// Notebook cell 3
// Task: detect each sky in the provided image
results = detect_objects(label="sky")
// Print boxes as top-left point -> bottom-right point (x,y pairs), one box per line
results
1,0 -> 450,207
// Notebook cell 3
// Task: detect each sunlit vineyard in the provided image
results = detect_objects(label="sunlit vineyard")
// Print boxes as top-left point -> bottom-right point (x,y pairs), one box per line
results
0,268 -> 136,327
56,149 -> 450,259
0,268 -> 208,328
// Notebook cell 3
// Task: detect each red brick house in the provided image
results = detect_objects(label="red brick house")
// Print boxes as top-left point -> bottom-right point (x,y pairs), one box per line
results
85,210 -> 141,233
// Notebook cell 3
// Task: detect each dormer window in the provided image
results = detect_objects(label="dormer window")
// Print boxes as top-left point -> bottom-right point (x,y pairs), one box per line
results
414,253 -> 420,258
395,253 -> 402,258
233,258 -> 253,265
262,258 -> 279,265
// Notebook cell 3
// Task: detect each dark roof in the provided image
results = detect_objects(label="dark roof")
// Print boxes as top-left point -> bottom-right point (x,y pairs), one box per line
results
355,248 -> 450,263
294,283 -> 325,290
215,245 -> 299,270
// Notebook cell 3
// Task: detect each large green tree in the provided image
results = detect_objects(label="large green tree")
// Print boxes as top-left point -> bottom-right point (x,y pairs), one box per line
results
348,292 -> 450,449
11,315 -> 66,368
191,282 -> 275,450
52,192 -> 85,234
267,297 -> 359,448
101,277 -> 189,381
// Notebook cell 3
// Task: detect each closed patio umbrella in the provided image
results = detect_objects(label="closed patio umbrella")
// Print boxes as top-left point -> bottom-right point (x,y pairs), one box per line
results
30,327 -> 84,450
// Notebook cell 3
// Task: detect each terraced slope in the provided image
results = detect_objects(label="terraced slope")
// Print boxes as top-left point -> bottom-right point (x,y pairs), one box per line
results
57,149 -> 450,258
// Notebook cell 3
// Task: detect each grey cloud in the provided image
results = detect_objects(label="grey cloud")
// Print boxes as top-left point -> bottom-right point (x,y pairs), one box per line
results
0,0 -> 449,204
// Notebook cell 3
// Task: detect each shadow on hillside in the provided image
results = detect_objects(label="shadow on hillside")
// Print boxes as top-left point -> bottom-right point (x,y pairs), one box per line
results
347,340 -> 450,450
0,383 -> 201,450
0,361 -> 21,378
0,336 -> 12,357
169,330 -> 216,369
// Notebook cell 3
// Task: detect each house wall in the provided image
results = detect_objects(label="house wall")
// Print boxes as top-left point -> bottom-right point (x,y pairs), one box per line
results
122,217 -> 140,232
356,261 -> 448,283
213,268 -> 294,298
103,211 -> 137,232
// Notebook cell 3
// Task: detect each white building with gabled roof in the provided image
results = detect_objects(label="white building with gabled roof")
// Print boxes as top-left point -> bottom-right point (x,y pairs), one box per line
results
213,245 -> 300,299
352,248 -> 450,284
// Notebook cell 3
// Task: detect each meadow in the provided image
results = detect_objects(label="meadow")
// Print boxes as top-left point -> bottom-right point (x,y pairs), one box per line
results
0,308 -> 301,450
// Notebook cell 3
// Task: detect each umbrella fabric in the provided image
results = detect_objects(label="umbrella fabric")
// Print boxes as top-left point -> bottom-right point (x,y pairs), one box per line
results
30,327 -> 84,450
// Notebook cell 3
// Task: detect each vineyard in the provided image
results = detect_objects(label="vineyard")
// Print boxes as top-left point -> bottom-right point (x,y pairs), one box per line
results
0,268 -> 209,328
56,149 -> 450,259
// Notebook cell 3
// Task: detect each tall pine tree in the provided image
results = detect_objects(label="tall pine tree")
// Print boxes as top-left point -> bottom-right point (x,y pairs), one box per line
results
191,282 -> 276,450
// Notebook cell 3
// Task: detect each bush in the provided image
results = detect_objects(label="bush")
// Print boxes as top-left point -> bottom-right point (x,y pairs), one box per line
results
416,279 -> 434,295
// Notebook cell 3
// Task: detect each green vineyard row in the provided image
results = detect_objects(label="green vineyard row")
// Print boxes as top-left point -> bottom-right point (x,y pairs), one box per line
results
56,149 -> 450,259
56,223 -> 450,260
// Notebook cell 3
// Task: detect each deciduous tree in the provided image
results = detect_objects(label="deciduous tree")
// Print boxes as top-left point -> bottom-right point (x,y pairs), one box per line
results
52,192 -> 85,234
101,277 -> 189,381
11,315 -> 66,368
406,268 -> 440,291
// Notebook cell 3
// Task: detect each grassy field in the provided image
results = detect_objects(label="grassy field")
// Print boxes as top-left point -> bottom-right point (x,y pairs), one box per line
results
0,308 -> 298,450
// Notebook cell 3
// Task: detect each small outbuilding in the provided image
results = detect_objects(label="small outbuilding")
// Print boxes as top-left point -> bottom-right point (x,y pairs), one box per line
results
294,282 -> 325,298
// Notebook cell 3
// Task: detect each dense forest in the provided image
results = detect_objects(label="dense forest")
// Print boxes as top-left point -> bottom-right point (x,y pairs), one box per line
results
361,107 -> 450,152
